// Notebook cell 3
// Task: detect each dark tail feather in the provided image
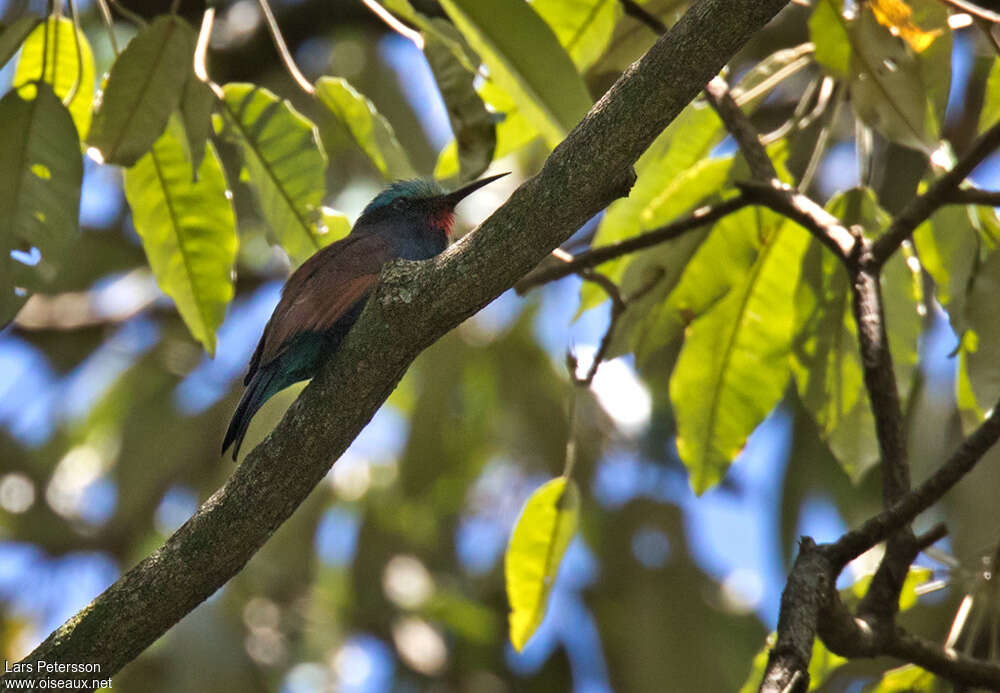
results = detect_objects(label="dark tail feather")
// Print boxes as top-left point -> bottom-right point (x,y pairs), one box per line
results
223,366 -> 278,461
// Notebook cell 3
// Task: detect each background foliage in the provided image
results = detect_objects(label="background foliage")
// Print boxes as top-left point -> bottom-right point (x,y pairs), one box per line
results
1,0 -> 1000,690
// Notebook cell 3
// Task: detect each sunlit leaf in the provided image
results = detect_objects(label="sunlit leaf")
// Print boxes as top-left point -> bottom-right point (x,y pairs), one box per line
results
13,16 -> 95,138
671,220 -> 810,493
505,476 -> 579,651
531,0 -> 622,71
439,0 -> 591,148
580,102 -> 723,311
0,15 -> 41,69
869,664 -> 938,692
848,566 -> 932,611
123,119 -> 236,355
423,25 -> 495,182
314,76 -> 414,180
87,15 -> 195,167
0,84 -> 82,327
218,83 -> 327,264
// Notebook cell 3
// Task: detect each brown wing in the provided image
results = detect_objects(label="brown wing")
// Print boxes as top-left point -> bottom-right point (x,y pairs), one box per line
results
245,233 -> 395,382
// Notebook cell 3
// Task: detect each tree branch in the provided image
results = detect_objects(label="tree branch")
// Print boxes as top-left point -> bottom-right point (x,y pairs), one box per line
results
737,180 -> 856,260
829,397 -> 1000,566
943,187 -> 1000,207
513,195 -> 751,293
2,0 -> 792,687
872,118 -> 1000,266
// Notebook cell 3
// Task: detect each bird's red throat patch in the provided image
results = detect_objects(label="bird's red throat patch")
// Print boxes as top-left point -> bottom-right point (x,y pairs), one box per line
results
430,208 -> 456,237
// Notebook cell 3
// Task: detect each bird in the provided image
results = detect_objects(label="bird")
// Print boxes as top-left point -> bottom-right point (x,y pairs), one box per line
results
222,172 -> 509,460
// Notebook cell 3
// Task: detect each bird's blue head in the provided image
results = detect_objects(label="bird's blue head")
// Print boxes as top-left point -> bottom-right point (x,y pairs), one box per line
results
356,173 -> 509,243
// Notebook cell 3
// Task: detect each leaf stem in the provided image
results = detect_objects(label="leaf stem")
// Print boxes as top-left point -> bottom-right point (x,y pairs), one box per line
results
95,0 -> 120,55
362,0 -> 425,48
256,0 -> 315,95
64,0 -> 83,106
193,8 -> 224,99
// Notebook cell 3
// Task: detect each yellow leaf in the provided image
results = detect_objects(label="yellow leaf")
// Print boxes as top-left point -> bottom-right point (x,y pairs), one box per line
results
870,0 -> 941,53
504,477 -> 580,651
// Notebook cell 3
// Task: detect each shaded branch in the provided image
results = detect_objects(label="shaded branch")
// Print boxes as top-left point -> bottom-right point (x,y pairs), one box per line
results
829,398 -> 1000,566
514,195 -> 751,293
944,187 -> 1000,207
704,76 -> 777,181
619,0 -> 668,34
2,0 -> 793,688
872,118 -> 1000,266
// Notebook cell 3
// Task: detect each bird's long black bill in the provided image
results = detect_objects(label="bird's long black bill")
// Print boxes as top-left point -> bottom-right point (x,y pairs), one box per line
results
444,172 -> 510,205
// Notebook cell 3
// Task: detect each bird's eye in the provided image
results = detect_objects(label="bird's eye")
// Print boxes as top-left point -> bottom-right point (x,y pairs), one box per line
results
391,197 -> 407,210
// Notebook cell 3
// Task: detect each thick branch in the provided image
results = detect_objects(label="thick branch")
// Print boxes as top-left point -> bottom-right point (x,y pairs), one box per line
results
3,0 -> 792,687
872,118 -> 1000,266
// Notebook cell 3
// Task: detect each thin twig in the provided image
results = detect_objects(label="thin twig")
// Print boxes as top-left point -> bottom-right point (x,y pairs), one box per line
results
514,195 -> 752,293
872,118 -> 1000,266
257,0 -> 314,95
95,0 -> 119,54
362,0 -> 424,48
798,84 -> 844,193
944,187 -> 1000,207
107,0 -> 146,27
830,398 -> 1000,566
620,0 -> 668,34
193,8 -> 224,99
65,0 -> 82,106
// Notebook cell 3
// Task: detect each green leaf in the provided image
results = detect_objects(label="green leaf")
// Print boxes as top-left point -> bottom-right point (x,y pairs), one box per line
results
811,1 -> 937,152
739,636 -> 847,693
868,664 -> 937,692
581,102 -> 724,311
423,25 -> 495,182
848,566 -> 932,612
979,57 -> 1000,132
810,0 -> 851,78
793,188 -> 921,481
87,15 -> 196,167
671,220 -> 810,493
439,0 -> 591,148
0,83 -> 82,327
0,15 -> 41,69
218,83 -> 328,264
505,476 -> 579,651
961,250 -> 1000,414
913,204 -> 979,336
13,16 -> 95,139
910,0 -> 951,131
123,119 -> 236,355
531,0 -> 622,71
314,76 -> 414,180
849,6 -> 936,152
179,75 -> 217,176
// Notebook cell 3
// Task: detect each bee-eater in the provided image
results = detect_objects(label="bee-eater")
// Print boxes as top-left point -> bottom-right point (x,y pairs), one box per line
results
222,173 -> 509,460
